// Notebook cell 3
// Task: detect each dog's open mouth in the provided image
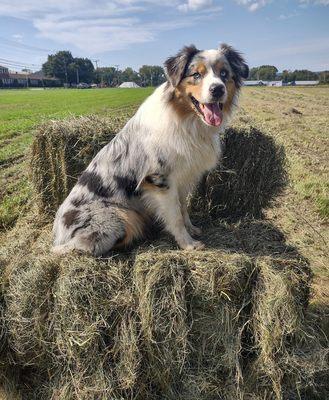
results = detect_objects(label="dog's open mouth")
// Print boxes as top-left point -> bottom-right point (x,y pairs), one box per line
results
191,96 -> 223,127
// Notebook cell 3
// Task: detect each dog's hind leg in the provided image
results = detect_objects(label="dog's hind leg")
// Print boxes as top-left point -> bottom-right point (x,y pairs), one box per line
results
53,203 -> 146,256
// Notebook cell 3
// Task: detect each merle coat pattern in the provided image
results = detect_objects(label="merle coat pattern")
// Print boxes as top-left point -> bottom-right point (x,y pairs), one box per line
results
53,44 -> 248,255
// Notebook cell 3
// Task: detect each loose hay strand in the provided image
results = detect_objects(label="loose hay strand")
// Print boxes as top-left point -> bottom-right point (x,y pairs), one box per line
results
0,114 -> 327,399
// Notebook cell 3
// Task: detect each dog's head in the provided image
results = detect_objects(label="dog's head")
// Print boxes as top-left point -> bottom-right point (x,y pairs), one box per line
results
164,44 -> 249,127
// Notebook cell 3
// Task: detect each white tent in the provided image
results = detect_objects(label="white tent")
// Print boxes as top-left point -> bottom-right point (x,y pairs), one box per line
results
119,81 -> 140,88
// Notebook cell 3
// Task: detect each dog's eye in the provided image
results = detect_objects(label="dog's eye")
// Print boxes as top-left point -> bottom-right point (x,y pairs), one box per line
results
193,72 -> 201,80
220,69 -> 228,79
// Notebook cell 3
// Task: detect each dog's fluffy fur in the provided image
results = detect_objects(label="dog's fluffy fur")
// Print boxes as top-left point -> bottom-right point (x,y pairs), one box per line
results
53,44 -> 249,256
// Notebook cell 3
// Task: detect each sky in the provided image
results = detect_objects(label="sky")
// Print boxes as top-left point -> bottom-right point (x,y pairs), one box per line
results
0,0 -> 328,72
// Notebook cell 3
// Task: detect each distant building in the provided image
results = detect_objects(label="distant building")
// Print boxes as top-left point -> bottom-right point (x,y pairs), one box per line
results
9,71 -> 30,86
0,67 -> 61,88
244,80 -> 287,87
244,80 -> 266,86
0,65 -> 12,85
291,81 -> 319,86
119,81 -> 140,88
267,80 -> 284,87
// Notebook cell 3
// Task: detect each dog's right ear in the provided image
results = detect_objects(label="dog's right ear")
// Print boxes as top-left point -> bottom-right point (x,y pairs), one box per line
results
164,45 -> 199,87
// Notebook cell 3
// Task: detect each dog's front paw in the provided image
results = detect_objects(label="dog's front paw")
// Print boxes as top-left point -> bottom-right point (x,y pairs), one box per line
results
188,225 -> 202,237
179,240 -> 205,251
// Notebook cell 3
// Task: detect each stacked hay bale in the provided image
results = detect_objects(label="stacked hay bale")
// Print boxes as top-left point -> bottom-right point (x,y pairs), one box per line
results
31,115 -> 287,220
31,113 -> 133,215
0,114 -> 327,399
191,122 -> 288,220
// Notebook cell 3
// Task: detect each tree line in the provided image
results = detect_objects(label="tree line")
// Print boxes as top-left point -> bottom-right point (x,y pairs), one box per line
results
42,51 -> 329,86
249,65 -> 328,83
42,51 -> 166,87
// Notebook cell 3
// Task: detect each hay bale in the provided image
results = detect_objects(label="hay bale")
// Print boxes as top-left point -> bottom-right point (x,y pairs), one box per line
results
191,124 -> 288,220
31,116 -> 287,220
1,113 -> 326,398
134,251 -> 255,399
31,112 -> 135,215
0,377 -> 22,400
0,211 -> 327,400
248,257 -> 326,399
3,253 -> 139,399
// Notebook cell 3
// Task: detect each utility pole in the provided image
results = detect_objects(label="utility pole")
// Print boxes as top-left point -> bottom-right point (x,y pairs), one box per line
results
93,60 -> 100,85
114,64 -> 119,86
76,67 -> 79,84
25,67 -> 29,88
62,58 -> 68,87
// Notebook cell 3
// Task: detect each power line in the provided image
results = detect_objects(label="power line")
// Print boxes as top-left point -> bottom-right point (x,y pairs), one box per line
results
0,62 -> 41,70
0,61 -> 42,73
0,36 -> 53,53
0,57 -> 41,68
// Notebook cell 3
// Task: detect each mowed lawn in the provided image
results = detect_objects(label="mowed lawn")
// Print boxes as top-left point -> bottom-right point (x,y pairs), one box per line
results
237,87 -> 329,326
0,88 -> 153,228
0,88 -> 153,163
0,86 -> 328,323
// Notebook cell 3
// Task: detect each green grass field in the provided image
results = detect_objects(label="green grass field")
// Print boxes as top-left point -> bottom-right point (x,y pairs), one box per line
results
0,86 -> 328,322
0,88 -> 153,228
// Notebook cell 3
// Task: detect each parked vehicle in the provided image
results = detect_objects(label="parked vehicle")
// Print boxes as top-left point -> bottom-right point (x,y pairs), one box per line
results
77,83 -> 90,89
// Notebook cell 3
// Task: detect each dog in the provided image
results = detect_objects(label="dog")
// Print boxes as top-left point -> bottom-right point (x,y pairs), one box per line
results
52,44 -> 248,256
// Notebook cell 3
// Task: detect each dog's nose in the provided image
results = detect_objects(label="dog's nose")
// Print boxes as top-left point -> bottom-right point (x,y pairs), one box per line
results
209,84 -> 225,99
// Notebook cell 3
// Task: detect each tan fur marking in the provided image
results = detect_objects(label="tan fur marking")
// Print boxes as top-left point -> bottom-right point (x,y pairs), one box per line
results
184,80 -> 203,101
140,181 -> 167,191
169,75 -> 203,118
115,209 -> 145,247
196,62 -> 207,75
168,87 -> 194,119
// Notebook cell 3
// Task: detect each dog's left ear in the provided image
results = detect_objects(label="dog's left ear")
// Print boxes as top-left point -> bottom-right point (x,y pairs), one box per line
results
220,43 -> 249,87
164,45 -> 200,87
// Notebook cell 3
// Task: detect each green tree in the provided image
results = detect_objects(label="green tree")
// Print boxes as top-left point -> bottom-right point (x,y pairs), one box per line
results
42,51 -> 94,84
42,51 -> 74,83
319,71 -> 329,84
292,70 -> 318,81
95,67 -> 118,86
249,67 -> 259,80
139,65 -> 165,86
247,65 -> 278,81
281,69 -> 291,83
72,58 -> 95,83
258,65 -> 278,80
121,67 -> 139,84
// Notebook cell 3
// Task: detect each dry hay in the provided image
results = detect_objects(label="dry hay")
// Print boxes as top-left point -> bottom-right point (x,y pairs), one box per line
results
0,211 -> 327,400
0,113 -> 327,399
191,123 -> 288,220
31,115 -> 287,220
31,112 -> 135,216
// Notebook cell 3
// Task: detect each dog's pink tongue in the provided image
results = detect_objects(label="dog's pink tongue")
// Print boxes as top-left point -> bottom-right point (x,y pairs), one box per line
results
201,103 -> 223,126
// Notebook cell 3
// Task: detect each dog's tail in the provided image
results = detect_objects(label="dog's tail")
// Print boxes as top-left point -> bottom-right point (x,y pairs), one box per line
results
52,206 -> 147,256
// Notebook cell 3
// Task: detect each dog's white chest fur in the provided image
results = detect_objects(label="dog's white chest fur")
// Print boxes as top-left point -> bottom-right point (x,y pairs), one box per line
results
135,83 -> 222,190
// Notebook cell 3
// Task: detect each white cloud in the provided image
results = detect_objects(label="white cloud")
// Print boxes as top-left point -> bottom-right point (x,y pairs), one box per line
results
12,33 -> 24,42
278,11 -> 299,20
178,0 -> 212,12
0,0 -> 218,54
235,0 -> 271,12
299,0 -> 329,5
